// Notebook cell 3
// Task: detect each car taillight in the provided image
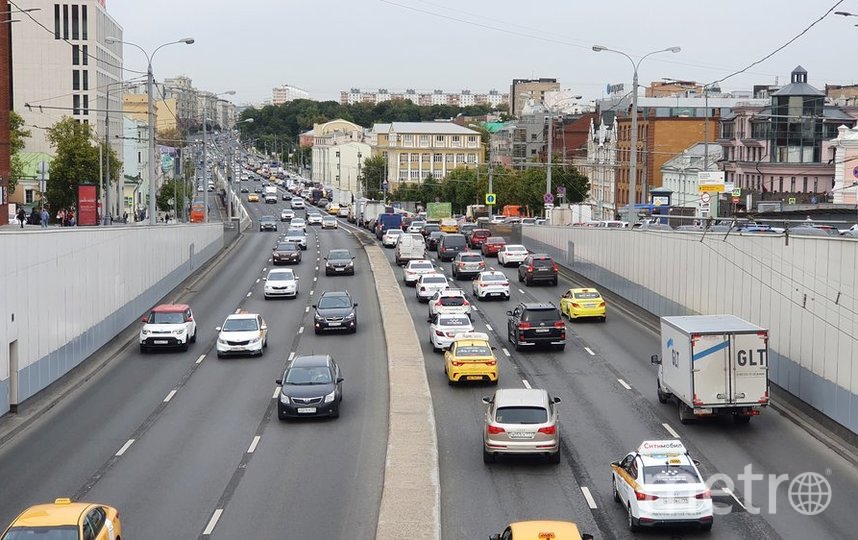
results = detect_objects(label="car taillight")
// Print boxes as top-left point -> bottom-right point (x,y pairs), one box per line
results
463,300 -> 469,306
451,361 -> 465,367
635,491 -> 659,501
553,263 -> 559,272
518,322 -> 531,329
537,425 -> 556,435
527,265 -> 534,272
486,425 -> 505,435
501,281 -> 509,286
695,490 -> 711,500
598,302 -> 605,307
435,330 -> 444,336
553,322 -> 565,329
485,360 -> 497,366
571,303 -> 581,308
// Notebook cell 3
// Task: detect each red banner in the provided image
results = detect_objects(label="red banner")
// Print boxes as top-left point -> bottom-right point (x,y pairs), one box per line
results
77,184 -> 98,226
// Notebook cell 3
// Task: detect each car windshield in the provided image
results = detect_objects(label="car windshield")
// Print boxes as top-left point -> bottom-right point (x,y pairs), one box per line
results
495,406 -> 548,424
454,344 -> 492,357
532,258 -> 554,267
460,254 -> 482,262
439,296 -> 465,306
522,309 -> 561,322
386,229 -> 402,236
286,230 -> 304,237
276,243 -> 297,251
150,311 -> 184,324
423,276 -> 447,284
574,292 -> 601,299
410,262 -> 434,270
486,237 -> 505,243
222,318 -> 259,332
642,465 -> 701,485
284,366 -> 332,385
328,250 -> 351,260
506,246 -> 527,253
318,296 -> 352,309
424,225 -> 440,232
260,216 -> 275,222
443,236 -> 466,246
430,232 -> 444,238
268,271 -> 294,282
2,526 -> 79,540
481,274 -> 506,282
439,317 -> 470,327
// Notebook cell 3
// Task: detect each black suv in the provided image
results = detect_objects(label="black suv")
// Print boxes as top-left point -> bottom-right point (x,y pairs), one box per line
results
259,215 -> 278,232
313,291 -> 358,334
506,302 -> 565,351
438,233 -> 467,262
325,249 -> 355,276
518,254 -> 558,286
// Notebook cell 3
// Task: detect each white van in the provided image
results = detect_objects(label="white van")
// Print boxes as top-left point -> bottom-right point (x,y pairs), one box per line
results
394,233 -> 427,266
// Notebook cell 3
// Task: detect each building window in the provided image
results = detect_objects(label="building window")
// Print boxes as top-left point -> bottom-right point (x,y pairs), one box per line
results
82,95 -> 88,115
25,189 -> 35,204
71,5 -> 79,40
399,170 -> 407,180
62,4 -> 68,39
445,153 -> 453,164
410,170 -> 420,180
72,44 -> 79,65
82,45 -> 88,65
803,177 -> 808,192
72,70 -> 80,90
419,135 -> 430,147
813,177 -> 818,192
467,135 -> 477,147
138,152 -> 142,164
82,70 -> 88,91
467,153 -> 477,163
452,135 -> 462,147
456,153 -> 465,163
421,153 -> 430,164
435,135 -> 445,146
81,5 -> 87,40
790,177 -> 796,192
399,153 -> 408,164
73,95 -> 80,115
54,4 -> 60,39
433,153 -> 442,163
410,152 -> 418,163
778,177 -> 783,192
402,135 -> 413,146
432,170 -> 443,179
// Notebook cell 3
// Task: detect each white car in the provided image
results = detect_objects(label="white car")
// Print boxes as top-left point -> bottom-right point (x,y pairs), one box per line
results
416,273 -> 449,303
290,198 -> 305,209
382,228 -> 403,248
611,440 -> 713,532
264,268 -> 299,299
284,229 -> 308,250
429,314 -> 474,352
337,206 -> 349,218
321,215 -> 338,229
403,259 -> 436,286
289,217 -> 306,231
216,312 -> 268,358
306,212 -> 323,226
472,271 -> 511,301
407,221 -> 426,234
139,304 -> 197,353
428,288 -> 471,320
280,209 -> 294,222
497,244 -> 529,267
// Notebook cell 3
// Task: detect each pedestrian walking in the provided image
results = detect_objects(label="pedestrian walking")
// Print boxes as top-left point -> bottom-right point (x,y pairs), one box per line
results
122,211 -> 128,224
16,207 -> 26,228
40,207 -> 49,228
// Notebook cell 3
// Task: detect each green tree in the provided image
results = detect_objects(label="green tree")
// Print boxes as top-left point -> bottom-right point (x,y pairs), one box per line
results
46,117 -> 121,212
9,111 -> 31,194
361,155 -> 386,199
156,178 -> 193,214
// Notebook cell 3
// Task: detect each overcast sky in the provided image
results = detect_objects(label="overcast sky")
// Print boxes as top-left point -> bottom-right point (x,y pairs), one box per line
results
107,0 -> 858,106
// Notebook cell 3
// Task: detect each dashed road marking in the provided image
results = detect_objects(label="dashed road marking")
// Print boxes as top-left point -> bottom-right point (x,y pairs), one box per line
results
522,379 -> 531,389
305,306 -> 309,313
662,423 -> 681,438
485,324 -> 492,331
581,487 -> 598,509
247,435 -> 261,454
272,386 -> 281,399
298,326 -> 304,334
617,379 -> 632,390
263,267 -> 267,272
115,439 -> 135,457
202,509 -> 223,536
196,354 -> 205,364
163,390 -> 177,403
246,291 -> 252,297
288,352 -> 295,361
584,347 -> 595,356
315,266 -> 319,271
471,305 -> 478,312
255,278 -> 260,283
314,277 -> 317,282
234,308 -> 241,314
518,288 -> 525,294
501,347 -> 511,357
723,487 -> 747,510
310,290 -> 314,295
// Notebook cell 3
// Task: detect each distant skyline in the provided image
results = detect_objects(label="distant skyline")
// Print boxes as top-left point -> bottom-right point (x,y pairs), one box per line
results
105,0 -> 858,106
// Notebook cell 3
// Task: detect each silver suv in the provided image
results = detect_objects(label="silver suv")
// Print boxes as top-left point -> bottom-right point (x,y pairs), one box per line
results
482,388 -> 561,464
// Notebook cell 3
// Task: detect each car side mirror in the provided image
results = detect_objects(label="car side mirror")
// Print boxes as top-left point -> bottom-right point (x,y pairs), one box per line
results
582,534 -> 594,540
337,377 -> 344,383
351,256 -> 355,260
261,325 -> 267,331
312,304 -> 317,309
553,397 -> 562,404
215,326 -> 222,331
505,311 -> 513,316
490,346 -> 497,351
323,257 -> 327,261
141,316 -> 148,323
693,459 -> 701,466
353,303 -> 358,307
650,354 -> 661,365
610,460 -> 619,467
275,379 -> 282,385
482,397 -> 492,405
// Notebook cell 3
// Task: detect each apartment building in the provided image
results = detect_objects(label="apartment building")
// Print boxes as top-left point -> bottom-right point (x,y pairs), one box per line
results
582,114 -> 618,220
272,84 -> 310,105
309,119 -> 369,194
510,78 -> 559,117
340,88 -> 508,108
371,122 -> 484,183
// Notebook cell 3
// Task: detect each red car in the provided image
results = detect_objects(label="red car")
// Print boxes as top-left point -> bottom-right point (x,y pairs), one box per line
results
468,228 -> 491,248
481,236 -> 506,257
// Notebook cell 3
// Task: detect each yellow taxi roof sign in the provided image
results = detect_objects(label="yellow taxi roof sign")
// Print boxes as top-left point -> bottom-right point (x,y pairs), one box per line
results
509,520 -> 584,539
53,498 -> 72,505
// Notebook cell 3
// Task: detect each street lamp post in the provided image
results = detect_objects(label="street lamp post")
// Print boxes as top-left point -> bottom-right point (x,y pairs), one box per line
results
593,44 -> 681,223
106,36 -> 194,225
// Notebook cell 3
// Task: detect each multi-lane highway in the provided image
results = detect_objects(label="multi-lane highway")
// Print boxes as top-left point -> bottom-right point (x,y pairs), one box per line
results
0,190 -> 388,538
3,180 -> 858,539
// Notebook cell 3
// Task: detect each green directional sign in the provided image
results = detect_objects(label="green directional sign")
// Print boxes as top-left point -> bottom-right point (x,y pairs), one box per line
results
485,193 -> 497,205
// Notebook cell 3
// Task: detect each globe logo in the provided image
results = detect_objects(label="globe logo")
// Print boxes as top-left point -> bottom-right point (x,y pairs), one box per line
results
788,472 -> 831,516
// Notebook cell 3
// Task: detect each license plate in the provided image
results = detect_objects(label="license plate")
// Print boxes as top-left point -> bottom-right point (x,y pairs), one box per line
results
672,497 -> 688,504
507,431 -> 532,439
490,292 -> 502,297
297,407 -> 317,414
535,329 -> 550,333
153,340 -> 169,344
466,376 -> 483,381
335,268 -> 344,271
328,322 -> 341,327
587,304 -> 597,308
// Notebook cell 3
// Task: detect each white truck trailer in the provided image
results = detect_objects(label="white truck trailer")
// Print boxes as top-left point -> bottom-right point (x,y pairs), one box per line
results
651,315 -> 769,424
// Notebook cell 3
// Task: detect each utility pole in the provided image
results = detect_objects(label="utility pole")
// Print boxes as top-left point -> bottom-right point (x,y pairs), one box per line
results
106,84 -> 113,221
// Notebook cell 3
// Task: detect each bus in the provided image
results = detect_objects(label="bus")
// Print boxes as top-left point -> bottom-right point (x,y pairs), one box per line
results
190,199 -> 206,223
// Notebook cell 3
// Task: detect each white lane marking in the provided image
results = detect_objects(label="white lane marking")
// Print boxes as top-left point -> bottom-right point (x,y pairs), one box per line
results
305,306 -> 309,313
115,439 -> 135,456
298,326 -> 304,334
255,278 -> 260,283
617,379 -> 632,390
485,324 -> 492,331
310,290 -> 314,295
247,435 -> 261,454
314,277 -> 318,282
584,347 -> 595,356
196,354 -> 205,364
581,487 -> 598,509
315,266 -> 319,271
163,390 -> 178,403
317,257 -> 320,262
501,347 -> 511,357
522,379 -> 532,389
246,291 -> 252,297
234,308 -> 241,314
272,386 -> 281,399
662,423 -> 681,438
518,288 -> 525,294
288,352 -> 295,361
723,487 -> 748,511
262,267 -> 267,272
471,305 -> 478,312
202,508 -> 224,536
268,259 -> 272,263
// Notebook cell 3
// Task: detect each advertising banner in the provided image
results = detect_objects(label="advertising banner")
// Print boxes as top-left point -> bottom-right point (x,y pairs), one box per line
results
78,184 -> 98,226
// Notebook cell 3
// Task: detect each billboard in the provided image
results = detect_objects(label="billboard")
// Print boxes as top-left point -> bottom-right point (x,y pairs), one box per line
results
77,184 -> 98,226
426,202 -> 452,221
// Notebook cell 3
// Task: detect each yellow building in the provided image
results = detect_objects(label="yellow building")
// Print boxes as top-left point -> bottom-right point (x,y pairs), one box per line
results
122,94 -> 178,133
371,122 -> 485,183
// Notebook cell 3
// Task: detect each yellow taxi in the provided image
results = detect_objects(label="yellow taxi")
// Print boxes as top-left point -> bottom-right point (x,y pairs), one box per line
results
489,520 -> 594,540
443,332 -> 498,385
440,218 -> 459,233
248,193 -> 260,202
559,287 -> 606,322
2,498 -> 122,539
328,204 -> 340,215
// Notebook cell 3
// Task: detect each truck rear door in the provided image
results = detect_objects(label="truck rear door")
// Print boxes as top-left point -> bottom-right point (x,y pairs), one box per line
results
692,332 -> 768,406
730,332 -> 768,405
690,334 -> 731,406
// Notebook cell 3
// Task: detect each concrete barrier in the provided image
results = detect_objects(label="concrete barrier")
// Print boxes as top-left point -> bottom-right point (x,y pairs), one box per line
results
363,235 -> 440,540
0,224 -> 223,415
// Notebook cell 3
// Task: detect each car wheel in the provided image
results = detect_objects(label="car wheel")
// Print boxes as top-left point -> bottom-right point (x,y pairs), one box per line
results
657,381 -> 670,404
482,448 -> 495,464
264,295 -> 270,300
331,406 -> 340,419
139,344 -> 147,354
181,342 -> 189,352
554,344 -> 565,352
190,330 -> 197,343
314,328 -> 321,335
548,451 -> 561,465
552,278 -> 558,286
504,294 -> 510,301
613,477 -> 621,502
701,521 -> 713,531
601,316 -> 607,323
217,352 -> 224,358
678,402 -> 695,424
277,409 -> 288,421
733,415 -> 751,425
518,272 -> 523,283
526,277 -> 533,286
628,505 -> 640,532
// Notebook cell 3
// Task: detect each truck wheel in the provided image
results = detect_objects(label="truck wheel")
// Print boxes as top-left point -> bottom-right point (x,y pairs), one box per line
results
733,415 -> 751,425
678,402 -> 695,424
657,381 -> 670,404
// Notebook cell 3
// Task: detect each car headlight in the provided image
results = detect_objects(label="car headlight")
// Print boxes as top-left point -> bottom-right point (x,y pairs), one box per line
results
324,390 -> 336,403
173,329 -> 185,335
141,329 -> 151,335
344,312 -> 356,320
314,313 -> 323,321
218,338 -> 227,345
248,336 -> 261,344
346,261 -> 353,267
280,394 -> 290,404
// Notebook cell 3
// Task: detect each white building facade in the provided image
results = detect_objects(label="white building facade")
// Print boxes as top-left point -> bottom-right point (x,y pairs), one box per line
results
660,143 -> 723,216
340,88 -> 509,108
272,84 -> 310,105
583,116 -> 618,220
122,116 -> 148,218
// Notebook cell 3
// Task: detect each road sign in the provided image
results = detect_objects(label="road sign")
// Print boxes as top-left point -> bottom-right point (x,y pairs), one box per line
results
699,183 -> 724,193
698,171 -> 725,183
485,193 -> 497,205
732,188 -> 742,197
543,192 -> 554,204
701,192 -> 711,203
556,186 -> 566,196
788,197 -> 797,205
853,165 -> 858,179
731,196 -> 740,204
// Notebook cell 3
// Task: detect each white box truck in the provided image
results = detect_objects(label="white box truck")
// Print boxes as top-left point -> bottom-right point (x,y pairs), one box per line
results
264,185 -> 277,203
651,315 -> 769,424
